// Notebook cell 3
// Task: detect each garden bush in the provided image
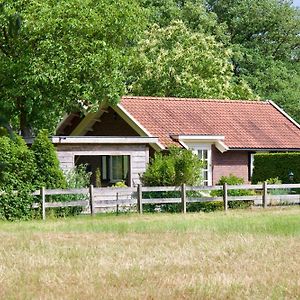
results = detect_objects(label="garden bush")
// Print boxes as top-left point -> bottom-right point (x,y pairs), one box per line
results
0,135 -> 36,220
141,146 -> 203,186
252,153 -> 300,183
0,135 -> 36,189
141,147 -> 202,212
211,174 -> 254,209
48,165 -> 91,218
31,129 -> 66,189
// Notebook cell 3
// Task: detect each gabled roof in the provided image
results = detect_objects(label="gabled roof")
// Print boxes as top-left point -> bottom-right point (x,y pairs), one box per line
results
118,96 -> 300,150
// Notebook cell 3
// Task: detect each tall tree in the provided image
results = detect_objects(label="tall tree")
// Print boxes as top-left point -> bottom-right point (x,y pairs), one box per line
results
0,0 -> 146,136
207,0 -> 300,121
129,21 -> 255,99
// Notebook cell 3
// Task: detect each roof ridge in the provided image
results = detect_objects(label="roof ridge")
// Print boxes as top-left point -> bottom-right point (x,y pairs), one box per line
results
121,95 -> 267,105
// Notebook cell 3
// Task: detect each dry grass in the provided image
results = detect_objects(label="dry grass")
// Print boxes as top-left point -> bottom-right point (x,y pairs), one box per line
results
0,208 -> 300,299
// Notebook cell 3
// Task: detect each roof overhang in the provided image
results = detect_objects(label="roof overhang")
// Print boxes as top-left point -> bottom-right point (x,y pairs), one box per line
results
27,136 -> 159,145
113,103 -> 165,151
170,135 -> 229,153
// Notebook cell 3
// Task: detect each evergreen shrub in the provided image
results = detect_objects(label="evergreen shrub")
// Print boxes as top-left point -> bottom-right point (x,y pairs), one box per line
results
0,135 -> 36,220
31,129 -> 66,189
252,153 -> 300,183
210,174 -> 254,209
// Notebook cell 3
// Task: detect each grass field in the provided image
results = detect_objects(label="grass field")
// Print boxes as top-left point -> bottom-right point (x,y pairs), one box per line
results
0,208 -> 300,299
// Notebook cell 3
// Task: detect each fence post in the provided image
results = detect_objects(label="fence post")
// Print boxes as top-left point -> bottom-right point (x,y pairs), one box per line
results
116,192 -> 119,215
137,184 -> 143,214
262,181 -> 268,208
89,184 -> 95,216
181,183 -> 186,214
41,187 -> 46,221
223,183 -> 228,212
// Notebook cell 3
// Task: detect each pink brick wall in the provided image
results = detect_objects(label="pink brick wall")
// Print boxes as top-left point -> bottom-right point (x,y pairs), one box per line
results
212,146 -> 249,184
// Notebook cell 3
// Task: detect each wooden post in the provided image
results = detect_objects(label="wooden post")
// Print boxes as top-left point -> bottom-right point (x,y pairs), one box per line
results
181,183 -> 186,213
223,183 -> 228,212
89,184 -> 95,216
41,187 -> 46,221
137,184 -> 143,214
262,181 -> 268,208
116,192 -> 119,215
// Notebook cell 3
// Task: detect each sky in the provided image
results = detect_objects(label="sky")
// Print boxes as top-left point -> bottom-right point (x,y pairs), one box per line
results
293,0 -> 300,7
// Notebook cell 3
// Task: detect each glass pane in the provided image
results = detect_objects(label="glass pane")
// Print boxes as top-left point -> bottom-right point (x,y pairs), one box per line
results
112,156 -> 123,180
198,150 -> 203,160
123,156 -> 129,178
101,156 -> 107,180
203,150 -> 208,160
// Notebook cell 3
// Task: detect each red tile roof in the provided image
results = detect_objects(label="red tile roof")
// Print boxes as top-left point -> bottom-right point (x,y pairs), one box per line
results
120,96 -> 300,150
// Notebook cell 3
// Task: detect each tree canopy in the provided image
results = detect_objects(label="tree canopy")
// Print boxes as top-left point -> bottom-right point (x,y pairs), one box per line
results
129,20 -> 254,99
0,0 -> 146,135
0,0 -> 299,133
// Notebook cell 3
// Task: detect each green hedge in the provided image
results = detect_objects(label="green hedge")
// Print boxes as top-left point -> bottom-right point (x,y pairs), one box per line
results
252,153 -> 300,183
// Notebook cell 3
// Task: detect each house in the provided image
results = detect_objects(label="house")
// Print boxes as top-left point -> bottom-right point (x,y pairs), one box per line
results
55,96 -> 300,186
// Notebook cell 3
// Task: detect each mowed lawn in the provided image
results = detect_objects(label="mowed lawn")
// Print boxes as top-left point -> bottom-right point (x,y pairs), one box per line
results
0,208 -> 300,299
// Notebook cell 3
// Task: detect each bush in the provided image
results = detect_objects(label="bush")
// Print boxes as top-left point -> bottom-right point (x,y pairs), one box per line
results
141,147 -> 203,186
141,147 -> 203,212
0,187 -> 34,221
187,201 -> 224,213
0,135 -> 36,190
211,174 -> 254,209
48,165 -> 91,218
0,135 -> 36,220
31,129 -> 66,189
252,153 -> 300,183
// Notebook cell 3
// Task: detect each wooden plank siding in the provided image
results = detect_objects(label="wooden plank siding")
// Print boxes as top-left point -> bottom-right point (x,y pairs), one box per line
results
55,144 -> 150,187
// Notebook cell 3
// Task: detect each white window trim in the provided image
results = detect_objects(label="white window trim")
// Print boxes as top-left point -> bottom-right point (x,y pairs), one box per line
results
188,143 -> 213,186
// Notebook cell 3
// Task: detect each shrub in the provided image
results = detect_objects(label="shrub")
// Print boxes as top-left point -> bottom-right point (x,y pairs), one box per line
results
141,147 -> 202,212
112,181 -> 127,188
31,129 -> 66,189
0,135 -> 36,190
252,153 -> 300,183
48,165 -> 92,218
0,187 -> 34,221
211,174 -> 254,209
0,135 -> 36,220
141,147 -> 203,186
187,201 -> 224,213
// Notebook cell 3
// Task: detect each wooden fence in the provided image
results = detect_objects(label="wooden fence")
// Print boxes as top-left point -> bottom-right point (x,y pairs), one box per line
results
32,182 -> 300,220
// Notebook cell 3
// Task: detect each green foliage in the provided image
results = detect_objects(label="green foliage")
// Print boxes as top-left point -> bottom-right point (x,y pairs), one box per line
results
31,130 -> 66,189
0,187 -> 34,221
0,0 -> 146,134
252,153 -> 300,184
141,147 -> 202,213
0,135 -> 36,190
208,0 -> 300,122
141,146 -> 203,186
187,201 -> 224,213
211,174 -> 253,209
112,181 -> 127,188
48,165 -> 91,218
0,135 -> 36,220
95,168 -> 101,188
129,20 -> 255,100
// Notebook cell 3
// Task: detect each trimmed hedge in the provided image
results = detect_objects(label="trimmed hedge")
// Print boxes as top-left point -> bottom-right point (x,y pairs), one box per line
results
252,153 -> 300,183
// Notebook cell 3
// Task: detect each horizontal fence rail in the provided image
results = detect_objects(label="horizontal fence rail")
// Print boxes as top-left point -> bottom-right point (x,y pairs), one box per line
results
30,182 -> 300,220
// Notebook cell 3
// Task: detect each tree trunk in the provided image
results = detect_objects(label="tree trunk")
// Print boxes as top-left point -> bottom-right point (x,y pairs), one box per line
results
18,97 -> 31,137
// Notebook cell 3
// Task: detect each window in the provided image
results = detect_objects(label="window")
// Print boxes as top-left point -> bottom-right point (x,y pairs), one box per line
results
197,149 -> 211,186
190,144 -> 212,186
108,155 -> 129,182
75,155 -> 130,187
